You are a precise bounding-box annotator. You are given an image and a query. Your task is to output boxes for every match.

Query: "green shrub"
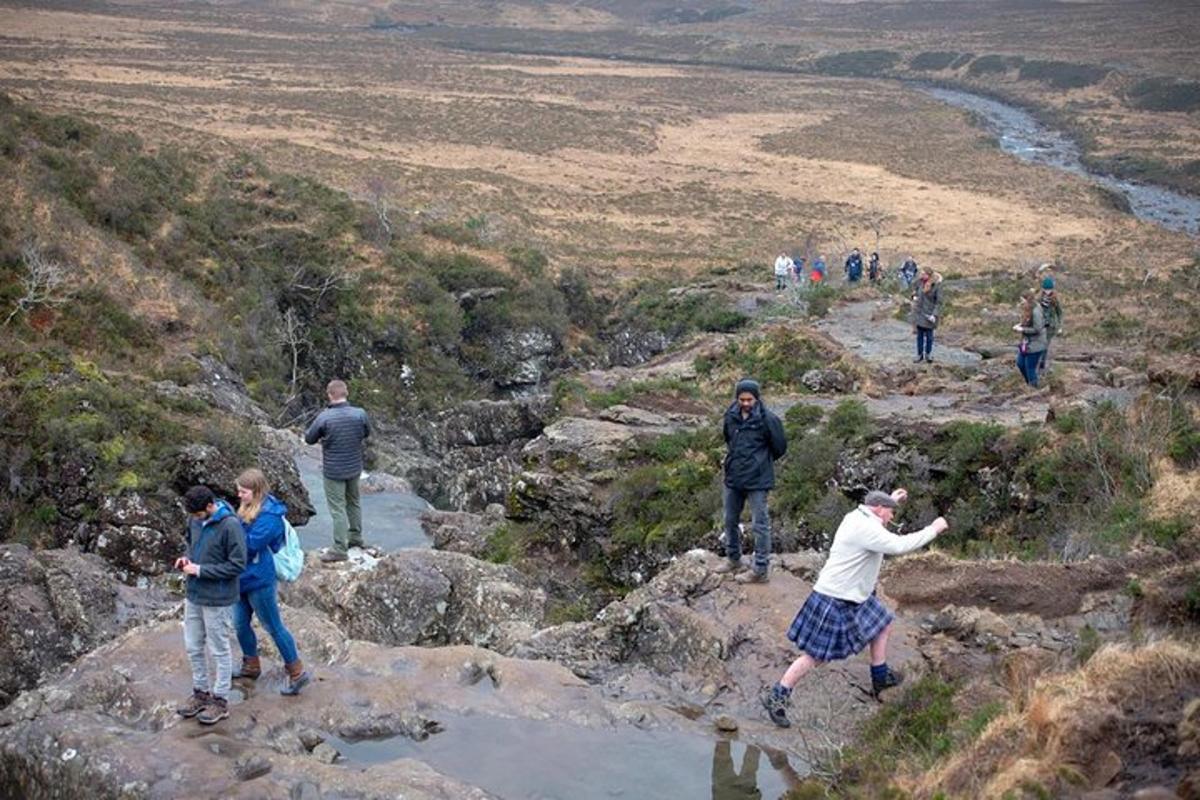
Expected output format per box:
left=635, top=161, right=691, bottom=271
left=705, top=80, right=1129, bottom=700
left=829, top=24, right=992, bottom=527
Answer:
left=910, top=52, right=961, bottom=71
left=1017, top=60, right=1109, bottom=89
left=811, top=50, right=901, bottom=78
left=703, top=328, right=826, bottom=392
left=826, top=398, right=874, bottom=442
left=968, top=54, right=1023, bottom=76
left=1126, top=78, right=1200, bottom=112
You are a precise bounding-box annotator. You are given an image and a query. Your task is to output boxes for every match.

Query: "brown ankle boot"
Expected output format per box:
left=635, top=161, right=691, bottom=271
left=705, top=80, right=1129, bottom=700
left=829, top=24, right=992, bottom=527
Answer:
left=281, top=660, right=311, bottom=696
left=233, top=656, right=261, bottom=680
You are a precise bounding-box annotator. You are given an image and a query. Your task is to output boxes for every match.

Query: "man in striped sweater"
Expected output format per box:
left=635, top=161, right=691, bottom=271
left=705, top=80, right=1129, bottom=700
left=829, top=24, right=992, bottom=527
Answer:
left=761, top=489, right=949, bottom=727
left=305, top=379, right=372, bottom=563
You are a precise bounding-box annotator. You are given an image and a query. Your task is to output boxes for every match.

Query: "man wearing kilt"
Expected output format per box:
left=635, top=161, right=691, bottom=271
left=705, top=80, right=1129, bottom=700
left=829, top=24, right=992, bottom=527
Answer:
left=761, top=489, right=949, bottom=728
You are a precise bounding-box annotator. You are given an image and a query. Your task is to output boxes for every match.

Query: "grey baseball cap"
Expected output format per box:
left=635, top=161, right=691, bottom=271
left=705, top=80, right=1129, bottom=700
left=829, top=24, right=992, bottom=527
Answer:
left=863, top=490, right=899, bottom=509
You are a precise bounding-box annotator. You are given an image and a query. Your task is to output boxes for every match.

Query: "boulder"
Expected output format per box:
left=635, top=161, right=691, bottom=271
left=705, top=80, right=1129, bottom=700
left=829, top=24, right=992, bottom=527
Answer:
left=492, top=328, right=557, bottom=388
left=603, top=328, right=671, bottom=368
left=280, top=550, right=546, bottom=653
left=421, top=508, right=503, bottom=557
left=171, top=440, right=314, bottom=525
left=801, top=368, right=854, bottom=394
left=0, top=544, right=172, bottom=707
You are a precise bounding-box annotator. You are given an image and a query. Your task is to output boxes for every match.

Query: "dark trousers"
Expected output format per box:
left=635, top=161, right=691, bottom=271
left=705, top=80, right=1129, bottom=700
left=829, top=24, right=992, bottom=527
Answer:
left=723, top=486, right=770, bottom=574
left=916, top=327, right=934, bottom=358
left=1017, top=350, right=1042, bottom=386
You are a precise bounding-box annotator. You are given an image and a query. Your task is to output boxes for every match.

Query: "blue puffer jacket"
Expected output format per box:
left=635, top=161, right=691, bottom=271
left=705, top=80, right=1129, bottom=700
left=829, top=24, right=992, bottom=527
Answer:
left=238, top=495, right=288, bottom=594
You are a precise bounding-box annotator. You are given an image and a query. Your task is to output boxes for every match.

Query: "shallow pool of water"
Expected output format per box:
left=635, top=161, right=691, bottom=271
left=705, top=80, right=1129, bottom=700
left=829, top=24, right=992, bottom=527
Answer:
left=330, top=711, right=808, bottom=799
left=923, top=85, right=1200, bottom=236
left=295, top=456, right=432, bottom=553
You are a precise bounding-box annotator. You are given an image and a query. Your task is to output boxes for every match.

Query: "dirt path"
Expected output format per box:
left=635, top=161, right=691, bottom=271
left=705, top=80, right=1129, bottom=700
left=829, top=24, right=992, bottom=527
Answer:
left=816, top=296, right=983, bottom=369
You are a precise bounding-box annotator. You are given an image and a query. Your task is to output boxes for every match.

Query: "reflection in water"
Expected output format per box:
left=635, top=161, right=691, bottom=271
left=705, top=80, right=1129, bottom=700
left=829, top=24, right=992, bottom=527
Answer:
left=711, top=740, right=807, bottom=800
left=712, top=739, right=762, bottom=799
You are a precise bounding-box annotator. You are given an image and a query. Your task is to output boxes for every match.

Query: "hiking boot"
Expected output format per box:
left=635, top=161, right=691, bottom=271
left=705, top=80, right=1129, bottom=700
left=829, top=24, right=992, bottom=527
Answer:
left=280, top=660, right=311, bottom=696
left=760, top=687, right=791, bottom=728
left=177, top=689, right=211, bottom=718
left=912, top=355, right=924, bottom=363
left=713, top=558, right=746, bottom=575
left=197, top=695, right=229, bottom=725
left=872, top=667, right=904, bottom=697
left=233, top=656, right=261, bottom=681
left=319, top=549, right=348, bottom=564
left=924, top=355, right=934, bottom=364
left=736, top=570, right=769, bottom=585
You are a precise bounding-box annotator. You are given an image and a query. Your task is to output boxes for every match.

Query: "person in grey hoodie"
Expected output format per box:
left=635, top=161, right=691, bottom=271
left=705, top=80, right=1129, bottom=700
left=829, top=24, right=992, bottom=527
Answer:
left=176, top=485, right=247, bottom=726
left=910, top=266, right=943, bottom=363
left=1014, top=290, right=1048, bottom=388
left=305, top=379, right=372, bottom=563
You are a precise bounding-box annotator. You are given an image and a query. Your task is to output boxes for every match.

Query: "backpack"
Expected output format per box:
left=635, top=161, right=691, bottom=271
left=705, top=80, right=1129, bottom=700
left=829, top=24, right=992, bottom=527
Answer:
left=274, top=518, right=305, bottom=583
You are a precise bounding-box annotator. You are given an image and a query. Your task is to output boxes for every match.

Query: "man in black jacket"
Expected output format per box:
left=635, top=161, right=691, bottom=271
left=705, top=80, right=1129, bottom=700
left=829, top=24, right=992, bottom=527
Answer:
left=716, top=379, right=788, bottom=584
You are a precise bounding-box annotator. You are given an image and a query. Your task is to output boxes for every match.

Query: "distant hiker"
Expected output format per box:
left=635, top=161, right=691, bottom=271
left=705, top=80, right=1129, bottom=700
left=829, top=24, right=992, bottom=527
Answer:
left=774, top=252, right=794, bottom=291
left=1038, top=276, right=1063, bottom=374
left=868, top=252, right=881, bottom=284
left=231, top=468, right=311, bottom=696
left=791, top=256, right=806, bottom=287
left=1014, top=290, right=1048, bottom=388
left=760, top=489, right=949, bottom=727
left=811, top=254, right=827, bottom=284
left=910, top=265, right=943, bottom=363
left=305, top=379, right=372, bottom=563
left=715, top=379, right=788, bottom=584
left=899, top=256, right=919, bottom=289
left=176, top=485, right=247, bottom=726
left=845, top=249, right=864, bottom=283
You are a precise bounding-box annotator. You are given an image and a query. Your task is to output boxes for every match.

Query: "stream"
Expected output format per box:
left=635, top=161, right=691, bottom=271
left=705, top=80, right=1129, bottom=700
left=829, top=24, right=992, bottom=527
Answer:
left=922, top=86, right=1200, bottom=236
left=295, top=456, right=432, bottom=552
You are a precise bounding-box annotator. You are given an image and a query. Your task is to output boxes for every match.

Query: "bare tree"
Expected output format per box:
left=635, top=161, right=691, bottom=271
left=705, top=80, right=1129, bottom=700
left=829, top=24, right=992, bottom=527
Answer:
left=5, top=245, right=73, bottom=325
left=362, top=176, right=396, bottom=247
left=863, top=207, right=895, bottom=258
left=287, top=263, right=352, bottom=306
left=277, top=306, right=306, bottom=407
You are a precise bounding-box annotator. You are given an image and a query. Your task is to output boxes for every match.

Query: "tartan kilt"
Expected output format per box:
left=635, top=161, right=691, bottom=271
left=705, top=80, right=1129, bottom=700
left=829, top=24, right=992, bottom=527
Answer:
left=786, top=590, right=894, bottom=662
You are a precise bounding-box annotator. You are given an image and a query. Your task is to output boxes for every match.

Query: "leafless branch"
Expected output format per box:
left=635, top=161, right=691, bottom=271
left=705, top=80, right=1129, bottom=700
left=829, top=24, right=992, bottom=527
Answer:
left=5, top=245, right=74, bottom=325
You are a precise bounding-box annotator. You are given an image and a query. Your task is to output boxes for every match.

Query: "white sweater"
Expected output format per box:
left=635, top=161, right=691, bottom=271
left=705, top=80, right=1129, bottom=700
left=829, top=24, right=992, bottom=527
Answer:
left=774, top=255, right=793, bottom=276
left=812, top=506, right=939, bottom=603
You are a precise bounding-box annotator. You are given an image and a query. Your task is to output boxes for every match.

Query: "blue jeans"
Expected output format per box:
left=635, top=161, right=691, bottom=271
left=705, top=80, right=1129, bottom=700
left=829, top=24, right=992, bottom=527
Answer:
left=916, top=327, right=934, bottom=358
left=1017, top=350, right=1042, bottom=386
left=235, top=584, right=299, bottom=665
left=723, top=486, right=771, bottom=574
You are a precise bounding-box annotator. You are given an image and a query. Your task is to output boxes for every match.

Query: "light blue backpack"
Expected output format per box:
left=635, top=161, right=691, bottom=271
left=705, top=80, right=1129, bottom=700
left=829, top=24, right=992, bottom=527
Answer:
left=274, top=518, right=305, bottom=583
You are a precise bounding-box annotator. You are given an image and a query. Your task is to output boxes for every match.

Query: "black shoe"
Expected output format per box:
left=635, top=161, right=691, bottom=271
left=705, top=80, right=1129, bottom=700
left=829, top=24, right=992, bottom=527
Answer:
left=872, top=668, right=904, bottom=697
left=760, top=687, right=791, bottom=728
left=913, top=356, right=924, bottom=363
left=924, top=355, right=933, bottom=363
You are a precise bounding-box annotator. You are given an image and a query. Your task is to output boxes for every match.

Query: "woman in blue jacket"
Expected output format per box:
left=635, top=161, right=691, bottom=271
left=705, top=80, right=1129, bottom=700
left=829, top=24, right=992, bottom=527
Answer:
left=233, top=468, right=310, bottom=695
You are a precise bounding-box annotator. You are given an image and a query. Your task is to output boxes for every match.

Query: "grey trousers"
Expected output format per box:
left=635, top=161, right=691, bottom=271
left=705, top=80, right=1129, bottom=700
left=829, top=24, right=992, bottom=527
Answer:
left=184, top=600, right=234, bottom=698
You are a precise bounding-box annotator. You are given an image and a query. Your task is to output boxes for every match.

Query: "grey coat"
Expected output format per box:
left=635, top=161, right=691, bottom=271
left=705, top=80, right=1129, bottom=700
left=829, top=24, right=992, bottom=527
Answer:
left=1017, top=304, right=1048, bottom=354
left=910, top=276, right=943, bottom=330
left=305, top=402, right=371, bottom=480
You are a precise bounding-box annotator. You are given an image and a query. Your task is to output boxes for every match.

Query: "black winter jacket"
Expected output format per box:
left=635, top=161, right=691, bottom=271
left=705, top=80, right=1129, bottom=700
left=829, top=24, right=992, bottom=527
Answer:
left=722, top=402, right=788, bottom=491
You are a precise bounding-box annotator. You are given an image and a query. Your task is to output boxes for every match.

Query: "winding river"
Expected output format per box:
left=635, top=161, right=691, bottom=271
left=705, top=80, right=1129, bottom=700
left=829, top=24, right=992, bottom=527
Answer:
left=923, top=86, right=1200, bottom=236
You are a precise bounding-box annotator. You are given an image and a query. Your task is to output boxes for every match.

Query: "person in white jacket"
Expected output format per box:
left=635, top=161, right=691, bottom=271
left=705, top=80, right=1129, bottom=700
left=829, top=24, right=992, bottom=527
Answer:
left=760, top=489, right=948, bottom=728
left=773, top=253, right=794, bottom=291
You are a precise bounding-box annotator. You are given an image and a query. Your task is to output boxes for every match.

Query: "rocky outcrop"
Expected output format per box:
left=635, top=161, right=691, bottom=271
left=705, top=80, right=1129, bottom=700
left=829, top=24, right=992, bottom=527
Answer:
left=171, top=440, right=314, bottom=525
left=0, top=544, right=172, bottom=707
left=403, top=397, right=552, bottom=511
left=421, top=505, right=506, bottom=557
left=280, top=549, right=546, bottom=652
left=492, top=328, right=557, bottom=388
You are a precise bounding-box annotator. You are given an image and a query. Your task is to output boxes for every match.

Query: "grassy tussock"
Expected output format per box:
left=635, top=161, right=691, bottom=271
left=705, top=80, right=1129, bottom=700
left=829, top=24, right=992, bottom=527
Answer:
left=909, top=640, right=1200, bottom=799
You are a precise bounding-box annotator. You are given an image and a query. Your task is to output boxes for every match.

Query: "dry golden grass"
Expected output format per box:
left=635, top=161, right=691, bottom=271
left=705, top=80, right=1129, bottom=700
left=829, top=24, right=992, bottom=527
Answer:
left=1, top=2, right=1194, bottom=283
left=909, top=640, right=1200, bottom=799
